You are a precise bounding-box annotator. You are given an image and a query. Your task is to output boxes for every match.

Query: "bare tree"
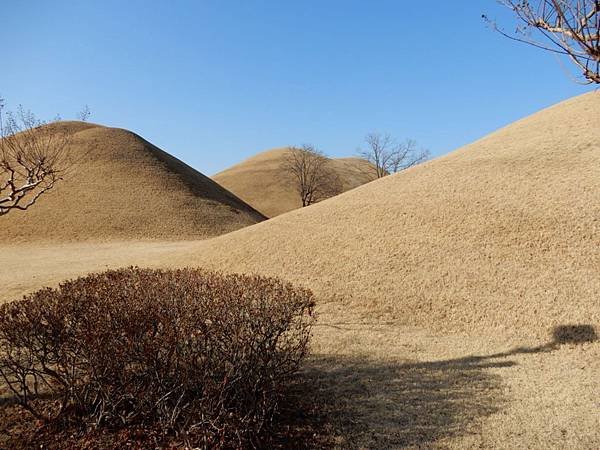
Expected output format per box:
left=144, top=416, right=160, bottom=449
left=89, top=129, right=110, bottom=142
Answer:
left=77, top=104, right=91, bottom=122
left=357, top=132, right=429, bottom=179
left=0, top=99, right=73, bottom=216
left=281, top=144, right=342, bottom=207
left=484, top=1, right=600, bottom=84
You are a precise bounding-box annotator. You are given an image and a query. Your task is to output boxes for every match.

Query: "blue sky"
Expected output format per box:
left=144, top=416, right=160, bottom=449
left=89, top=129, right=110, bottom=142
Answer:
left=2, top=1, right=595, bottom=175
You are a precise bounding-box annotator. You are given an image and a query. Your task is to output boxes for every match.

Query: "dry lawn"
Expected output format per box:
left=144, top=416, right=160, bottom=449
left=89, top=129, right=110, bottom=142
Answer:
left=213, top=148, right=377, bottom=217
left=1, top=92, right=599, bottom=448
left=0, top=242, right=598, bottom=449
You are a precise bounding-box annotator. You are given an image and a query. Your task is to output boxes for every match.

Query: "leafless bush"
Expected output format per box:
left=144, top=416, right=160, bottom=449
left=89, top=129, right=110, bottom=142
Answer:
left=358, top=132, right=429, bottom=178
left=0, top=267, right=316, bottom=448
left=0, top=99, right=73, bottom=215
left=281, top=145, right=342, bottom=207
left=484, top=1, right=600, bottom=84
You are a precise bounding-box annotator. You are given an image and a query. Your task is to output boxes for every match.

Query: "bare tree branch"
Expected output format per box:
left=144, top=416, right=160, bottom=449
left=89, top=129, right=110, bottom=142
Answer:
left=484, top=0, right=600, bottom=84
left=0, top=99, right=73, bottom=216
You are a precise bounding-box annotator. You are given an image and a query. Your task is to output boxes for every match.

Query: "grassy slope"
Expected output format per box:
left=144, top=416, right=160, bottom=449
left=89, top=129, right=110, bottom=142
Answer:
left=212, top=148, right=377, bottom=217
left=0, top=122, right=265, bottom=242
left=183, top=92, right=600, bottom=338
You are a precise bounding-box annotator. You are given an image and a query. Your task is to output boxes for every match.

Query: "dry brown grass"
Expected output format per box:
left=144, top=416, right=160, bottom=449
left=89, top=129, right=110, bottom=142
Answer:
left=192, top=91, right=600, bottom=339
left=1, top=92, right=599, bottom=448
left=212, top=148, right=377, bottom=217
left=0, top=122, right=265, bottom=243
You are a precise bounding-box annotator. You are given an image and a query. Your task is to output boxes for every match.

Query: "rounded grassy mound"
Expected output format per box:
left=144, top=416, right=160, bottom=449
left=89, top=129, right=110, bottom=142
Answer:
left=213, top=148, right=377, bottom=217
left=188, top=92, right=600, bottom=337
left=0, top=122, right=265, bottom=242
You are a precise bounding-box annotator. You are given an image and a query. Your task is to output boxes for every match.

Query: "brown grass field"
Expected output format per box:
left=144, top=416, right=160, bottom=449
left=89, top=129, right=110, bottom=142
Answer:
left=1, top=92, right=599, bottom=448
left=213, top=148, right=377, bottom=217
left=0, top=122, right=265, bottom=243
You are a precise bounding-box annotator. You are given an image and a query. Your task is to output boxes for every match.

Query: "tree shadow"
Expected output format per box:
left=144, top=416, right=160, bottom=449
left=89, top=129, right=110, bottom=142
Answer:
left=551, top=324, right=597, bottom=345
left=286, top=324, right=598, bottom=449
left=1, top=325, right=596, bottom=449
left=292, top=355, right=509, bottom=449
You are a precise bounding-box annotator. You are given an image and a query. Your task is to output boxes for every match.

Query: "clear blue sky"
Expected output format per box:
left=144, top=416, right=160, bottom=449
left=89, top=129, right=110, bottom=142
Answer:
left=2, top=1, right=595, bottom=175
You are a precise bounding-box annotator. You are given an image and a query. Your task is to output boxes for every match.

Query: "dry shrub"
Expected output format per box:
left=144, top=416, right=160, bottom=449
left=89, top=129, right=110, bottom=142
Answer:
left=0, top=267, right=315, bottom=448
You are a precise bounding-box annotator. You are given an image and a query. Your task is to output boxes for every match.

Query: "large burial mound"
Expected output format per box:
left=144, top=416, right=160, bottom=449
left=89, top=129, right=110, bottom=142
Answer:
left=212, top=148, right=377, bottom=217
left=0, top=122, right=265, bottom=242
left=185, top=92, right=600, bottom=337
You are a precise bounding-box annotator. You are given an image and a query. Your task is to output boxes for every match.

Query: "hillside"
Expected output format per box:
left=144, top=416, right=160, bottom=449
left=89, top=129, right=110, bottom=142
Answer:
left=184, top=92, right=600, bottom=337
left=0, top=122, right=265, bottom=242
left=212, top=148, right=376, bottom=217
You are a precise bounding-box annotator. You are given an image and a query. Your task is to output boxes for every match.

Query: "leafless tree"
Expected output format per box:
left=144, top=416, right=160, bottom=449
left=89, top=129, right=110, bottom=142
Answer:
left=281, top=144, right=342, bottom=207
left=484, top=1, right=600, bottom=84
left=357, top=132, right=429, bottom=178
left=77, top=104, right=91, bottom=122
left=0, top=99, right=73, bottom=216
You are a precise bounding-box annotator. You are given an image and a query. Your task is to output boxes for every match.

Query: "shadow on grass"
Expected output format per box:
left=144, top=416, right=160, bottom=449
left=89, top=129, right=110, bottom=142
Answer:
left=286, top=324, right=598, bottom=449
left=291, top=354, right=508, bottom=449
left=1, top=325, right=596, bottom=449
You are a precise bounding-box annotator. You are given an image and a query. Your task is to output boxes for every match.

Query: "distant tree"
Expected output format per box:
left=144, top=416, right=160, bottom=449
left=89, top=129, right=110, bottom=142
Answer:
left=357, top=132, right=429, bottom=179
left=77, top=105, right=91, bottom=122
left=281, top=144, right=341, bottom=207
left=0, top=98, right=73, bottom=216
left=484, top=1, right=600, bottom=84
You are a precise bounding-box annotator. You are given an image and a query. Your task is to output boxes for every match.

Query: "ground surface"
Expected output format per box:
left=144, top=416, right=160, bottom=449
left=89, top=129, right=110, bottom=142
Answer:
left=1, top=92, right=599, bottom=448
left=213, top=148, right=377, bottom=217
left=1, top=241, right=598, bottom=449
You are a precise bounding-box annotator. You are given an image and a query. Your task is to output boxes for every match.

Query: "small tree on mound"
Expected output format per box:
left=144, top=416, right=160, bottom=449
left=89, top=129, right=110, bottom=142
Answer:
left=357, top=132, right=429, bottom=178
left=484, top=1, right=600, bottom=84
left=0, top=98, right=73, bottom=216
left=77, top=104, right=91, bottom=122
left=281, top=144, right=342, bottom=207
left=0, top=267, right=315, bottom=448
